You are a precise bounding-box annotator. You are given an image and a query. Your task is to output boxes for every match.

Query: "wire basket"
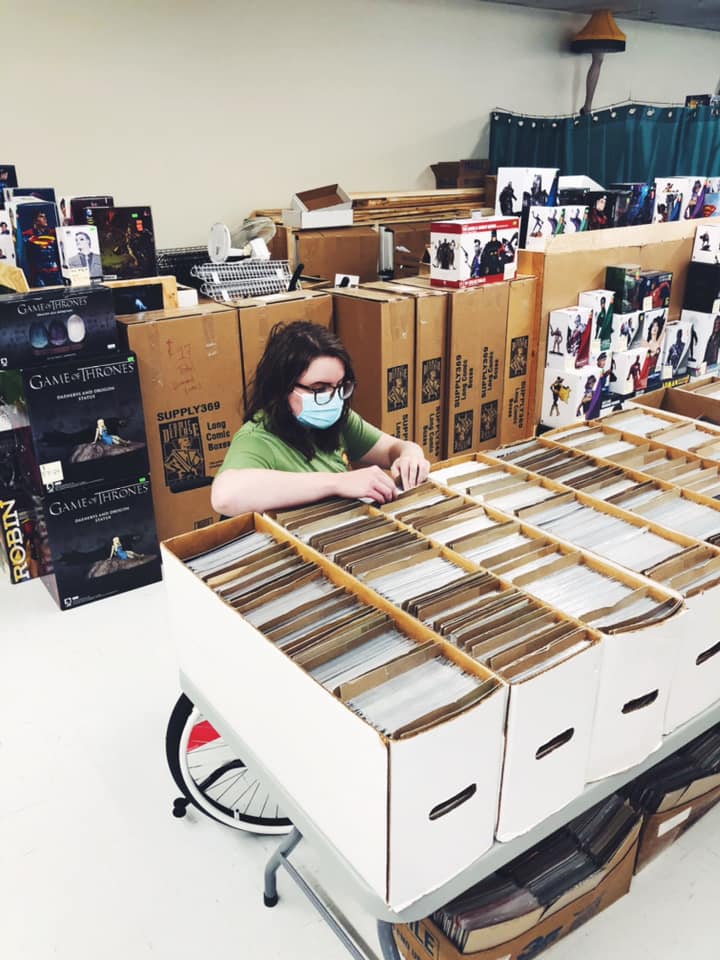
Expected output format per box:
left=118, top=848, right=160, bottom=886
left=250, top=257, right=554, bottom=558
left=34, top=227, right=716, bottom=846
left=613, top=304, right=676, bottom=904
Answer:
left=191, top=259, right=294, bottom=303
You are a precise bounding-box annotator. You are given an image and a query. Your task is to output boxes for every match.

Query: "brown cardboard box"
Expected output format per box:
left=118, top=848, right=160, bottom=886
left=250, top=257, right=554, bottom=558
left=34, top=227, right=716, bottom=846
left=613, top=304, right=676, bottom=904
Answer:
left=635, top=384, right=720, bottom=427
left=393, top=818, right=640, bottom=960
left=384, top=221, right=431, bottom=280
left=501, top=276, right=537, bottom=446
left=634, top=777, right=720, bottom=872
left=236, top=291, right=333, bottom=397
left=332, top=287, right=415, bottom=440
left=445, top=283, right=510, bottom=456
left=118, top=303, right=244, bottom=540
left=284, top=226, right=379, bottom=282
left=364, top=280, right=448, bottom=462
left=518, top=218, right=699, bottom=433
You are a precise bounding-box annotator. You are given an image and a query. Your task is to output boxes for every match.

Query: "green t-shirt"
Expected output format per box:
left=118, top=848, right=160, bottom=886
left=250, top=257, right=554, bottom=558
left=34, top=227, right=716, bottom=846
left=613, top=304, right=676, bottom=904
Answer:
left=218, top=410, right=382, bottom=475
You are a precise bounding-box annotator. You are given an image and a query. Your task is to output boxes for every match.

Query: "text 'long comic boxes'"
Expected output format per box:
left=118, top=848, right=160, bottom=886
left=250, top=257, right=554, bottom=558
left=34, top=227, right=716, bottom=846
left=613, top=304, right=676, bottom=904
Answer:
left=430, top=218, right=519, bottom=290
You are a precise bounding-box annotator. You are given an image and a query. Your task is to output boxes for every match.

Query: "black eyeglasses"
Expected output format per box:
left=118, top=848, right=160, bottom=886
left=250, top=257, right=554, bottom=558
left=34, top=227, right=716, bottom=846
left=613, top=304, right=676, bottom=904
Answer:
left=293, top=380, right=355, bottom=405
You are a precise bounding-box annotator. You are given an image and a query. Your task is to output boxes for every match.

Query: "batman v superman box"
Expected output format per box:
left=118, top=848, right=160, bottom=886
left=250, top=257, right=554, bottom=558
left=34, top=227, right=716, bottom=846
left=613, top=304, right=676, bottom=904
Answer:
left=22, top=352, right=150, bottom=487
left=38, top=475, right=162, bottom=610
left=0, top=284, right=118, bottom=370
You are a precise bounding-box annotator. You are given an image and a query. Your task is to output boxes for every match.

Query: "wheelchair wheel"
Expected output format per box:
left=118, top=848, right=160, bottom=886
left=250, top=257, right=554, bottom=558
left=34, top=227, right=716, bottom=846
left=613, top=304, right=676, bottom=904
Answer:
left=165, top=693, right=292, bottom=835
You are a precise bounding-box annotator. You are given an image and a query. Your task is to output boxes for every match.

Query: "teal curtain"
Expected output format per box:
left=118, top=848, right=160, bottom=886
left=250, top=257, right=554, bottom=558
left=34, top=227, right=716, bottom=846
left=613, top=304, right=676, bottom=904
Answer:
left=489, top=104, right=720, bottom=184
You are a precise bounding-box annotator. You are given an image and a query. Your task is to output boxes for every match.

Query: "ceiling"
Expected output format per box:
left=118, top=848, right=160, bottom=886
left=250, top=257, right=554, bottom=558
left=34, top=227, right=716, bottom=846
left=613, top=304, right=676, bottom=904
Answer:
left=482, top=0, right=720, bottom=31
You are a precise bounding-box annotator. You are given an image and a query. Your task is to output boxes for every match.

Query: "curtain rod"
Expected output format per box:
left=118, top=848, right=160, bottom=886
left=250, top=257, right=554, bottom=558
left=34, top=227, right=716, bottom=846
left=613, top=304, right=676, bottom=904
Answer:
left=492, top=98, right=702, bottom=120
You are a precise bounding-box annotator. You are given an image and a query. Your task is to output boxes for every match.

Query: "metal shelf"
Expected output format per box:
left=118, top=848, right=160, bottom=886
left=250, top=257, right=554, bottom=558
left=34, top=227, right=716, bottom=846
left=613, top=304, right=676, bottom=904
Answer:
left=181, top=670, right=720, bottom=925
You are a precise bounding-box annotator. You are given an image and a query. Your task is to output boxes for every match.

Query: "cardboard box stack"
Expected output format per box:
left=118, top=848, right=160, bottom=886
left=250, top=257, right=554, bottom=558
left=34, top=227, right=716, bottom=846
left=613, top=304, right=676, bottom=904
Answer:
left=393, top=796, right=641, bottom=960
left=118, top=301, right=245, bottom=541
left=625, top=724, right=720, bottom=872
left=0, top=285, right=162, bottom=608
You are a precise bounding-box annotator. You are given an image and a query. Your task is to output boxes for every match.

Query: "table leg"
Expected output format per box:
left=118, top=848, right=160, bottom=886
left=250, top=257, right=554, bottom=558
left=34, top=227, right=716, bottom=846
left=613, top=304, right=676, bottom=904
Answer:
left=264, top=826, right=303, bottom=906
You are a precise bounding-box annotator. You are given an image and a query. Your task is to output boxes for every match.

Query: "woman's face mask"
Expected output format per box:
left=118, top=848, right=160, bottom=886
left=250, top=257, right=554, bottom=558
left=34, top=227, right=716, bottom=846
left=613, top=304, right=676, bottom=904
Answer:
left=292, top=388, right=344, bottom=429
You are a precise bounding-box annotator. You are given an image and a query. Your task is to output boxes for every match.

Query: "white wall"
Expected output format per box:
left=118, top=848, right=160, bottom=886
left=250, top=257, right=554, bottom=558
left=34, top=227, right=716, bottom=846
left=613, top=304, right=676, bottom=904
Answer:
left=6, top=0, right=720, bottom=246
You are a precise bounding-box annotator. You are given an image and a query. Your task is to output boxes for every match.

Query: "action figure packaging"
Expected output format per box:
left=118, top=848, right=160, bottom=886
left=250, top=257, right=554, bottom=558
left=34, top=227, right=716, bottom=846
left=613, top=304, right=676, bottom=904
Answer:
left=653, top=177, right=706, bottom=222
left=0, top=163, right=18, bottom=202
left=683, top=261, right=720, bottom=313
left=605, top=264, right=643, bottom=314
left=494, top=167, right=558, bottom=245
left=56, top=225, right=103, bottom=284
left=0, top=285, right=118, bottom=371
left=557, top=190, right=617, bottom=230
left=609, top=349, right=643, bottom=399
left=92, top=205, right=157, bottom=280
left=21, top=353, right=149, bottom=488
left=430, top=217, right=519, bottom=289
left=545, top=306, right=596, bottom=370
left=0, top=232, right=16, bottom=264
left=36, top=475, right=162, bottom=610
left=578, top=289, right=616, bottom=350
left=692, top=221, right=720, bottom=263
left=608, top=182, right=655, bottom=225
left=524, top=205, right=588, bottom=251
left=0, top=425, right=49, bottom=585
left=610, top=310, right=644, bottom=354
left=12, top=200, right=61, bottom=288
left=59, top=195, right=114, bottom=227
left=638, top=270, right=672, bottom=311
left=634, top=308, right=667, bottom=392
left=118, top=302, right=245, bottom=540
left=660, top=320, right=692, bottom=380
left=680, top=309, right=720, bottom=375
left=540, top=362, right=604, bottom=429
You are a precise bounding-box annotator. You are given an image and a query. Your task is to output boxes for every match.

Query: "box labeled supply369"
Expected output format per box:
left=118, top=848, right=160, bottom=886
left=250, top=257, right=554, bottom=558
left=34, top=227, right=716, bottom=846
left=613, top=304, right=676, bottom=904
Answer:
left=38, top=475, right=162, bottom=610
left=0, top=285, right=118, bottom=370
left=118, top=303, right=245, bottom=540
left=431, top=218, right=519, bottom=289
left=332, top=287, right=415, bottom=441
left=21, top=353, right=149, bottom=488
left=446, top=283, right=509, bottom=454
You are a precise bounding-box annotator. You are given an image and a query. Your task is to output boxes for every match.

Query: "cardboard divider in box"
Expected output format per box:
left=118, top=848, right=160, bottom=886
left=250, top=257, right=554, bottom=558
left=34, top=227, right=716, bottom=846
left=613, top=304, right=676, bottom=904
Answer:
left=480, top=437, right=720, bottom=550
left=541, top=421, right=720, bottom=496
left=270, top=494, right=603, bottom=842
left=636, top=383, right=720, bottom=427
left=643, top=546, right=720, bottom=733
left=634, top=775, right=720, bottom=873
left=331, top=287, right=415, bottom=441
left=517, top=218, right=698, bottom=432
left=424, top=455, right=687, bottom=782
left=597, top=405, right=720, bottom=459
left=162, top=512, right=508, bottom=910
left=117, top=302, right=245, bottom=540
left=393, top=816, right=642, bottom=960
left=235, top=291, right=333, bottom=401
left=362, top=280, right=448, bottom=462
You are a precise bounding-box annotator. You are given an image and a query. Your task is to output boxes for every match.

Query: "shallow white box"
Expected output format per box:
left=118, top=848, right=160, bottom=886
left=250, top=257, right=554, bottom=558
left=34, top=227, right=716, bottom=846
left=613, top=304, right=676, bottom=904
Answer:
left=162, top=515, right=508, bottom=910
left=282, top=184, right=353, bottom=229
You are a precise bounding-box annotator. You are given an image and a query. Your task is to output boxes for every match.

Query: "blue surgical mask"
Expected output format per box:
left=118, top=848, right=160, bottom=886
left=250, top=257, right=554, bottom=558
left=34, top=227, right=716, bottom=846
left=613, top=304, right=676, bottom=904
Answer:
left=293, top=389, right=344, bottom=429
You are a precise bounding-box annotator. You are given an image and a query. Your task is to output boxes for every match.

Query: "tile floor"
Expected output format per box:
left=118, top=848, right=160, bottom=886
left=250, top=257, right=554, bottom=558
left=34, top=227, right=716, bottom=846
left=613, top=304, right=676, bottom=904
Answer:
left=1, top=575, right=718, bottom=960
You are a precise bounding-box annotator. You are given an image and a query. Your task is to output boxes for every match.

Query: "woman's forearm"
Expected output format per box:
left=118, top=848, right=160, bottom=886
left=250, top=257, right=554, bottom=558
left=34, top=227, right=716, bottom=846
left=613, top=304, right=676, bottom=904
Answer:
left=210, top=468, right=341, bottom=516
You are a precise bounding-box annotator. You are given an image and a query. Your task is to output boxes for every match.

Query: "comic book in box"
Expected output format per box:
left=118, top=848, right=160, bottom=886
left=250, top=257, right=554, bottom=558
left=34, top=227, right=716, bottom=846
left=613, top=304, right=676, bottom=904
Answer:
left=0, top=285, right=118, bottom=370
left=22, top=353, right=149, bottom=488
left=38, top=475, right=161, bottom=610
left=430, top=218, right=519, bottom=289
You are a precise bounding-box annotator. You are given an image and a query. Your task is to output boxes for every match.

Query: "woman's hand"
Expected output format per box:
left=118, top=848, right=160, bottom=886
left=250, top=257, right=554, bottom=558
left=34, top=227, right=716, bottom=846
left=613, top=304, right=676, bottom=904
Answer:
left=390, top=451, right=431, bottom=491
left=334, top=466, right=398, bottom=503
